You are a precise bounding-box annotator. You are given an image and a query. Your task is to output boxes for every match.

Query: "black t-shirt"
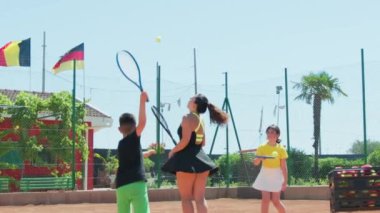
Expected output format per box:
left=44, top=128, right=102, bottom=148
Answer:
left=116, top=130, right=146, bottom=188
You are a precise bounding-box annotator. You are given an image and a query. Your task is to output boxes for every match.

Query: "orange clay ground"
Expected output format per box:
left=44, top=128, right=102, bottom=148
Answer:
left=0, top=198, right=375, bottom=213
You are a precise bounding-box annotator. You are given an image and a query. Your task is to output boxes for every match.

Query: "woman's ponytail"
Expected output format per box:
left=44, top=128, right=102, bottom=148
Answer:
left=207, top=103, right=228, bottom=125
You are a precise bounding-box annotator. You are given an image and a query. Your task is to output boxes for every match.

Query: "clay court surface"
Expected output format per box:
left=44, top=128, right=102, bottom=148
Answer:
left=0, top=198, right=373, bottom=213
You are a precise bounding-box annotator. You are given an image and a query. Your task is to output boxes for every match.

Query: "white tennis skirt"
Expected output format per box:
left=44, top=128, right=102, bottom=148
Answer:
left=252, top=167, right=284, bottom=192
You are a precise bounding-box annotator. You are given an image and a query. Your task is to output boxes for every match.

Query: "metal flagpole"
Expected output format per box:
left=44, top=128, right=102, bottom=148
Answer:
left=193, top=48, right=198, bottom=94
left=156, top=62, right=162, bottom=188
left=284, top=68, right=291, bottom=185
left=361, top=49, right=368, bottom=163
left=71, top=59, right=77, bottom=189
left=42, top=31, right=46, bottom=92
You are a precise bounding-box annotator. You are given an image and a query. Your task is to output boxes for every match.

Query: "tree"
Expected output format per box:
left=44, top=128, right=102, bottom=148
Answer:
left=288, top=148, right=313, bottom=181
left=348, top=140, right=380, bottom=155
left=368, top=149, right=380, bottom=166
left=293, top=71, right=347, bottom=180
left=41, top=92, right=88, bottom=164
left=0, top=91, right=87, bottom=179
left=0, top=94, right=14, bottom=160
left=10, top=92, right=46, bottom=167
left=0, top=93, right=12, bottom=123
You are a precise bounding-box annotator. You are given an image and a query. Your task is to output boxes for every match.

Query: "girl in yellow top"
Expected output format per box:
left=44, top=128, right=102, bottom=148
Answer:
left=253, top=125, right=288, bottom=213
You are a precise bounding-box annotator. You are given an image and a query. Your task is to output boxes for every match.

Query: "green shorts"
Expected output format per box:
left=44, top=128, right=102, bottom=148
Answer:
left=116, top=181, right=150, bottom=213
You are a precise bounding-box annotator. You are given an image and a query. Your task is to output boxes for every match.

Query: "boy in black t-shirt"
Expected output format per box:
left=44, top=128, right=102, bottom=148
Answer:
left=116, top=91, right=155, bottom=213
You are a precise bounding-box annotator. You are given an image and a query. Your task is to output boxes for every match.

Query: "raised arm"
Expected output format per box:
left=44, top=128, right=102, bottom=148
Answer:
left=136, top=91, right=148, bottom=136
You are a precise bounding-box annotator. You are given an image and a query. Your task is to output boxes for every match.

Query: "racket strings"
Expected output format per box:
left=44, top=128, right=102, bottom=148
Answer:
left=116, top=50, right=143, bottom=91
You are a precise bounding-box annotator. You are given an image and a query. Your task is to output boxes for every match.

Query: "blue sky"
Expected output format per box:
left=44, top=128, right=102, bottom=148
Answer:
left=1, top=0, right=380, bottom=154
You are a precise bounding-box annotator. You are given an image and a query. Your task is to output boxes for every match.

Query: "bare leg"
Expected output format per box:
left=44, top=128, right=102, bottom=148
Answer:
left=272, top=192, right=286, bottom=213
left=193, top=171, right=209, bottom=213
left=177, top=172, right=197, bottom=213
left=261, top=191, right=271, bottom=213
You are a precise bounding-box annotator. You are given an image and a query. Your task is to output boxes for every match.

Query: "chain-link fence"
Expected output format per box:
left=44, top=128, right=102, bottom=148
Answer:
left=1, top=58, right=380, bottom=192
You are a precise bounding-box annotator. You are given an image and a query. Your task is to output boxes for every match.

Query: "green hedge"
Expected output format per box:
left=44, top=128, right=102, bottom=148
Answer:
left=214, top=153, right=260, bottom=185
left=319, top=158, right=365, bottom=178
left=369, top=149, right=380, bottom=166
left=288, top=148, right=313, bottom=180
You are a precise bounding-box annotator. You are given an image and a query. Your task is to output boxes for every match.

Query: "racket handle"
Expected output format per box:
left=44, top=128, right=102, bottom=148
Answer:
left=140, top=89, right=149, bottom=102
left=140, top=88, right=149, bottom=102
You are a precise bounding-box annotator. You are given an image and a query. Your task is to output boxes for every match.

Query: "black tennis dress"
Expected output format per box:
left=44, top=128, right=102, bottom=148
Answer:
left=161, top=114, right=218, bottom=175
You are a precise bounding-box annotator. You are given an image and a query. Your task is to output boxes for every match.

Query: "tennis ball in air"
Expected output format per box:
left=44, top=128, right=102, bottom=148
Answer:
left=155, top=36, right=162, bottom=43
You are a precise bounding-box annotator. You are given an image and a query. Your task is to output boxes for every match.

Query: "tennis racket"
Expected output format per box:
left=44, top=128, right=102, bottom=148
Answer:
left=241, top=149, right=276, bottom=159
left=116, top=50, right=148, bottom=101
left=255, top=155, right=276, bottom=159
left=151, top=106, right=177, bottom=145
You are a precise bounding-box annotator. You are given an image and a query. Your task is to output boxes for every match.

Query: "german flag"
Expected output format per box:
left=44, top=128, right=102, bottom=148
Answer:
left=52, top=43, right=84, bottom=74
left=0, top=38, right=31, bottom=67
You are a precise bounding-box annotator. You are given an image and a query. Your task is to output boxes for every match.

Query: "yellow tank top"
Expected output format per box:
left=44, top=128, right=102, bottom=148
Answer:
left=192, top=113, right=204, bottom=145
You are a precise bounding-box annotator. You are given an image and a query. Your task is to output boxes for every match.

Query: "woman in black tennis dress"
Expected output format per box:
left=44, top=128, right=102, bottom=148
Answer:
left=162, top=94, right=228, bottom=213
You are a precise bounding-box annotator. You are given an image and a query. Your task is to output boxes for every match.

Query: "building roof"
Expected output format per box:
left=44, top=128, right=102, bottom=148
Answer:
left=0, top=89, right=111, bottom=119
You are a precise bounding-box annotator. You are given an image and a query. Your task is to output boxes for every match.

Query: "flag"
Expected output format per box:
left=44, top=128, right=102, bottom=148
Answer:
left=0, top=38, right=31, bottom=67
left=52, top=43, right=84, bottom=74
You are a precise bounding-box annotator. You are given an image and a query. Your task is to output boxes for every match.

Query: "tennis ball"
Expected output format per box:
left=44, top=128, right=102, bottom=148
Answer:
left=272, top=151, right=279, bottom=158
left=155, top=36, right=162, bottom=43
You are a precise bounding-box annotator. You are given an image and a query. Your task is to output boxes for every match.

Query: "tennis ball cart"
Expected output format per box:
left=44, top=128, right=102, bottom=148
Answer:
left=329, top=166, right=380, bottom=212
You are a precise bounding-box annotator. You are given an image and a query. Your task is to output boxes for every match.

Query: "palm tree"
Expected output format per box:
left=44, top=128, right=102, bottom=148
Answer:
left=293, top=71, right=347, bottom=180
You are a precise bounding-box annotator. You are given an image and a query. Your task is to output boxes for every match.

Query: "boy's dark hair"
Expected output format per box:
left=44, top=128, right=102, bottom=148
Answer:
left=119, top=113, right=136, bottom=126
